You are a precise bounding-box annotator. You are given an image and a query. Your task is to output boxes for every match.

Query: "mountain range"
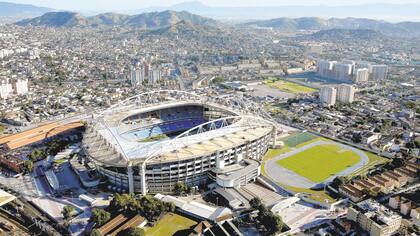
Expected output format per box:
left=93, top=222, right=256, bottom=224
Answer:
left=15, top=11, right=420, bottom=38
left=240, top=17, right=420, bottom=38
left=15, top=11, right=220, bottom=29
left=134, top=1, right=420, bottom=22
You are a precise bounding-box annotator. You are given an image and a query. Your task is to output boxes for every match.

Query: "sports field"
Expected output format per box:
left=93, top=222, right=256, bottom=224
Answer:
left=276, top=144, right=360, bottom=183
left=282, top=132, right=318, bottom=147
left=266, top=79, right=317, bottom=94
left=145, top=213, right=197, bottom=236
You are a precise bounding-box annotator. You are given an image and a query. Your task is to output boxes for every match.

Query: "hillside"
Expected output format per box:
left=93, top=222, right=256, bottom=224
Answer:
left=15, top=10, right=220, bottom=29
left=300, top=29, right=388, bottom=42
left=241, top=17, right=420, bottom=38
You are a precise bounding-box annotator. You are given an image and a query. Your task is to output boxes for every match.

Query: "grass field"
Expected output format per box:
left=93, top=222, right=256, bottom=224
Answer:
left=145, top=213, right=197, bottom=236
left=265, top=79, right=317, bottom=94
left=276, top=144, right=360, bottom=183
left=281, top=132, right=318, bottom=147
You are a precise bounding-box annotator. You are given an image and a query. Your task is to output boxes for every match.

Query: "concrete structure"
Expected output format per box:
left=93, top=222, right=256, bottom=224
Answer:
left=354, top=68, right=369, bottom=83
left=130, top=68, right=145, bottom=87
left=319, top=86, right=337, bottom=106
left=209, top=159, right=260, bottom=188
left=337, top=84, right=355, bottom=104
left=348, top=199, right=401, bottom=236
left=148, top=69, right=161, bottom=84
left=83, top=90, right=276, bottom=195
left=154, top=194, right=233, bottom=223
left=0, top=78, right=13, bottom=99
left=334, top=63, right=353, bottom=81
left=369, top=65, right=388, bottom=81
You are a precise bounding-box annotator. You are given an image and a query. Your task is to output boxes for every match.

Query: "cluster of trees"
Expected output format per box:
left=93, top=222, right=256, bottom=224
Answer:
left=27, top=139, right=70, bottom=162
left=46, top=139, right=69, bottom=156
left=22, top=160, right=34, bottom=173
left=108, top=194, right=175, bottom=222
left=28, top=149, right=48, bottom=161
left=173, top=182, right=191, bottom=196
left=250, top=197, right=284, bottom=235
left=90, top=208, right=111, bottom=227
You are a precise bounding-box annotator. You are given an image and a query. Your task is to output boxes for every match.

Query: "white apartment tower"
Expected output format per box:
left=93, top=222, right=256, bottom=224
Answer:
left=148, top=69, right=161, bottom=85
left=369, top=65, right=388, bottom=81
left=353, top=68, right=369, bottom=83
left=0, top=79, right=13, bottom=99
left=12, top=79, right=29, bottom=95
left=337, top=84, right=355, bottom=104
left=317, top=60, right=335, bottom=77
left=130, top=68, right=145, bottom=87
left=334, top=63, right=353, bottom=81
left=320, top=86, right=337, bottom=106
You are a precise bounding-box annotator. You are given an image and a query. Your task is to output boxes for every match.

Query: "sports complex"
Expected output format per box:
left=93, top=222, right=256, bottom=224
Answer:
left=263, top=132, right=381, bottom=192
left=82, top=90, right=278, bottom=195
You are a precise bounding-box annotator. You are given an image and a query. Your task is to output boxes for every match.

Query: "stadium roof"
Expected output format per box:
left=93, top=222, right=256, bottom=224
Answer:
left=0, top=189, right=16, bottom=206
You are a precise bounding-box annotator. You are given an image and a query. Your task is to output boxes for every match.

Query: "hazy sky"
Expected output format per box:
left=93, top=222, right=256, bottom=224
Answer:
left=8, top=0, right=420, bottom=11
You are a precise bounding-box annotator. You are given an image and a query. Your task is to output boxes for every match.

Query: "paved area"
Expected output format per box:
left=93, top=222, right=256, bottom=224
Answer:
left=249, top=84, right=295, bottom=99
left=272, top=200, right=345, bottom=233
left=265, top=140, right=369, bottom=188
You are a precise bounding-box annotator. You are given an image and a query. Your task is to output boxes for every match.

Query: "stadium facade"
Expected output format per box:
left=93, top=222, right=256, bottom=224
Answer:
left=82, top=90, right=277, bottom=195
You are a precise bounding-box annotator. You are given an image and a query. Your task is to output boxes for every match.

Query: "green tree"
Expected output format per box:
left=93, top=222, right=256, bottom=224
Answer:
left=62, top=205, right=75, bottom=221
left=29, top=149, right=47, bottom=161
left=90, top=228, right=101, bottom=236
left=250, top=197, right=263, bottom=210
left=90, top=208, right=111, bottom=227
left=126, top=227, right=145, bottom=236
left=173, top=182, right=190, bottom=195
left=22, top=160, right=34, bottom=173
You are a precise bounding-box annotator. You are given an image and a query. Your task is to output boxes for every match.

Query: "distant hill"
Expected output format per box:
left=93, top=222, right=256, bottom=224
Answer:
left=240, top=17, right=420, bottom=38
left=300, top=29, right=388, bottom=42
left=133, top=1, right=420, bottom=22
left=0, top=1, right=52, bottom=17
left=15, top=10, right=220, bottom=29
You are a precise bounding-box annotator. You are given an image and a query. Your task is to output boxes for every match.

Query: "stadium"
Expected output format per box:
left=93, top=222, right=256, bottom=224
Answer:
left=82, top=90, right=277, bottom=195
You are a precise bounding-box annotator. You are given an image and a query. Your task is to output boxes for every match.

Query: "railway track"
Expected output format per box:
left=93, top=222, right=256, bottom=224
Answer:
left=0, top=208, right=30, bottom=235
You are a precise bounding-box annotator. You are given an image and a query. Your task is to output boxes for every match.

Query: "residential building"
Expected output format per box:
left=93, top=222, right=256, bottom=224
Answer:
left=320, top=86, right=337, bottom=106
left=369, top=65, right=388, bottom=81
left=354, top=68, right=369, bottom=83
left=337, top=84, right=355, bottom=103
left=348, top=199, right=402, bottom=236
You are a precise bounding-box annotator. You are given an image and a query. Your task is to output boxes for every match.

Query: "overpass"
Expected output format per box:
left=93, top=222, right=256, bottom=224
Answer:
left=0, top=121, right=84, bottom=150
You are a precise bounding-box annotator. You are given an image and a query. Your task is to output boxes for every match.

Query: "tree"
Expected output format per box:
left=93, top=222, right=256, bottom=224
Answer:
left=250, top=197, right=263, bottom=210
left=126, top=227, right=145, bottom=236
left=259, top=210, right=284, bottom=234
left=90, top=208, right=111, bottom=227
left=22, top=160, right=34, bottom=173
left=29, top=149, right=47, bottom=161
left=173, top=182, right=190, bottom=195
left=90, top=229, right=101, bottom=236
left=62, top=205, right=75, bottom=221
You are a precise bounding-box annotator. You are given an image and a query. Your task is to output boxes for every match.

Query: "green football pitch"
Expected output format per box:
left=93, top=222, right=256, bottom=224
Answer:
left=276, top=144, right=360, bottom=182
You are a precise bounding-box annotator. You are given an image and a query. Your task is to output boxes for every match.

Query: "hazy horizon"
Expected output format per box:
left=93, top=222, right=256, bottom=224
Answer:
left=5, top=0, right=420, bottom=12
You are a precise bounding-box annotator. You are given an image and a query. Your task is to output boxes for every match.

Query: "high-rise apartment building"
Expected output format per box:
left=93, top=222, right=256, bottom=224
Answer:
left=337, top=84, right=355, bottom=104
left=369, top=65, right=388, bottom=81
left=320, top=86, right=337, bottom=106
left=354, top=68, right=369, bottom=83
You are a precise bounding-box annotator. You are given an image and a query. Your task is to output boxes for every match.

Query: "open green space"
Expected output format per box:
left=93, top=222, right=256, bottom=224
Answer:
left=281, top=132, right=318, bottom=147
left=265, top=79, right=317, bottom=94
left=276, top=144, right=360, bottom=183
left=145, top=213, right=197, bottom=236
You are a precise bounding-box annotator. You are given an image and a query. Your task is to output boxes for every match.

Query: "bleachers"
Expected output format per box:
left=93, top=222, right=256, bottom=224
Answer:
left=123, top=117, right=207, bottom=141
